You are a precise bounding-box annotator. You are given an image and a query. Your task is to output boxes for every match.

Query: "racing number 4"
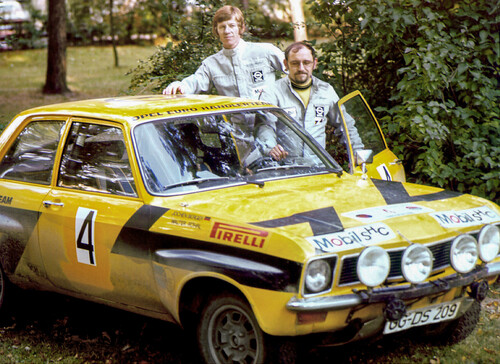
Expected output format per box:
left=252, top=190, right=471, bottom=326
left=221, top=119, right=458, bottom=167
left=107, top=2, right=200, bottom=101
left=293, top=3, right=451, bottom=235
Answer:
left=75, top=207, right=97, bottom=266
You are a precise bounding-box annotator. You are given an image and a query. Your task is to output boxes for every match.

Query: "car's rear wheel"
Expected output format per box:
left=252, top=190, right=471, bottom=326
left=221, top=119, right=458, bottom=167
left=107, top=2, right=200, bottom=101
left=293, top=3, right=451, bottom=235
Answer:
left=198, top=294, right=266, bottom=364
left=420, top=300, right=481, bottom=345
left=0, top=263, right=8, bottom=314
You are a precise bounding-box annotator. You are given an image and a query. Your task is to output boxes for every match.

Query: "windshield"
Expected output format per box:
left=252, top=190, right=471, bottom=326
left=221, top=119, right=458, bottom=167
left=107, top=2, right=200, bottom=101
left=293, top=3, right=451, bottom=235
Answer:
left=133, top=109, right=341, bottom=194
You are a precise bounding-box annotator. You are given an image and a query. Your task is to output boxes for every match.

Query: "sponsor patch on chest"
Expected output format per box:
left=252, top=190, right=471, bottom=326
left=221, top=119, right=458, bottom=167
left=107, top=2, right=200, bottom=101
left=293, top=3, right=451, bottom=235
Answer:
left=314, top=105, right=326, bottom=124
left=252, top=70, right=264, bottom=83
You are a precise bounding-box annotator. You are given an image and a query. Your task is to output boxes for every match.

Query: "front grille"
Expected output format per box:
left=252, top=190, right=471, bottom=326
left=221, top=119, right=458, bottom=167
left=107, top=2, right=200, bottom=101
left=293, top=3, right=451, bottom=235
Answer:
left=338, top=239, right=453, bottom=287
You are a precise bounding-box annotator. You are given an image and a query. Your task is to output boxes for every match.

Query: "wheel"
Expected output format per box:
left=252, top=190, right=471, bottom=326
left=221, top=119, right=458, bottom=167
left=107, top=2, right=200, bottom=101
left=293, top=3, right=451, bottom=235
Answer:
left=419, top=300, right=481, bottom=345
left=197, top=294, right=266, bottom=364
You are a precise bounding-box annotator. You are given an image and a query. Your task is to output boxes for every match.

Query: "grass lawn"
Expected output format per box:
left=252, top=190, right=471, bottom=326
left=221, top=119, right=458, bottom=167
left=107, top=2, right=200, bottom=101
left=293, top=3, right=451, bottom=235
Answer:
left=0, top=282, right=498, bottom=363
left=0, top=45, right=157, bottom=129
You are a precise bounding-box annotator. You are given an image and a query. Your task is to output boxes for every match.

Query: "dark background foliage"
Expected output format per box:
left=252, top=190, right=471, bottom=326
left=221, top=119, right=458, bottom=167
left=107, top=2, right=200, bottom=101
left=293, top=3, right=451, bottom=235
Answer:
left=310, top=0, right=499, bottom=202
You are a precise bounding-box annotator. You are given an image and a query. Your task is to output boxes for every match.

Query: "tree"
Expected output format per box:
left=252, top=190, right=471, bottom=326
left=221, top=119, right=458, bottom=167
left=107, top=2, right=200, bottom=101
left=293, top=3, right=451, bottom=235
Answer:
left=110, top=0, right=119, bottom=67
left=289, top=0, right=307, bottom=40
left=43, top=0, right=70, bottom=94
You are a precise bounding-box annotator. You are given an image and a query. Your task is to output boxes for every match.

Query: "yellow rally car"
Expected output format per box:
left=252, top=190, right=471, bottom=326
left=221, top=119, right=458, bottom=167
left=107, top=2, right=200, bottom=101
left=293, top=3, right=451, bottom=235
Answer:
left=0, top=93, right=498, bottom=364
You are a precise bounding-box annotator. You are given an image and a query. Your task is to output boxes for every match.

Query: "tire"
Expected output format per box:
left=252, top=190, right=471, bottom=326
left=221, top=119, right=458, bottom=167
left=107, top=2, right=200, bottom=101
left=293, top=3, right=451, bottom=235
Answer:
left=197, top=294, right=267, bottom=364
left=420, top=300, right=481, bottom=345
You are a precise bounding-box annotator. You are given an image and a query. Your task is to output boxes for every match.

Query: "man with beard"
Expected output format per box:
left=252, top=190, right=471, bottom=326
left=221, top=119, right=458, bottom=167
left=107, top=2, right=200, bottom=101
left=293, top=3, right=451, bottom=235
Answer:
left=257, top=41, right=363, bottom=161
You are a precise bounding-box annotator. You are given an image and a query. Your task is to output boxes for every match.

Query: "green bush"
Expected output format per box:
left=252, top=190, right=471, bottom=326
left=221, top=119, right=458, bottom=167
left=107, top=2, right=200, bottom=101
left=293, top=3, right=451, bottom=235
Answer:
left=310, top=0, right=499, bottom=202
left=128, top=0, right=230, bottom=93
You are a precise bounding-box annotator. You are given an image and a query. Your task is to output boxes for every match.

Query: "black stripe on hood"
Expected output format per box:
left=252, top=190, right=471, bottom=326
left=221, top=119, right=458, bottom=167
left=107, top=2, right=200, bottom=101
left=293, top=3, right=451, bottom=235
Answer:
left=372, top=179, right=461, bottom=205
left=251, top=206, right=344, bottom=235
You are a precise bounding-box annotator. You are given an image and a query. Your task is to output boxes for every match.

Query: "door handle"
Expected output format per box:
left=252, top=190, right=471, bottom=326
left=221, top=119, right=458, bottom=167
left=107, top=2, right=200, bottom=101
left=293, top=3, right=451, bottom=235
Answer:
left=43, top=200, right=64, bottom=208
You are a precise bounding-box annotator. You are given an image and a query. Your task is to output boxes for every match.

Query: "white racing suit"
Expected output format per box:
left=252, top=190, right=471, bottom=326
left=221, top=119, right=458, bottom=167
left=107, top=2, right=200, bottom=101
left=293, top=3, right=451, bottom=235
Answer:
left=177, top=39, right=285, bottom=99
left=257, top=75, right=364, bottom=157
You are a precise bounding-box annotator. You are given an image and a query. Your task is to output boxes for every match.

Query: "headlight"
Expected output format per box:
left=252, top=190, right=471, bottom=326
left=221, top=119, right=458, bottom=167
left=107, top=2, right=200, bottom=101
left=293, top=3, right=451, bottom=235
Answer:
left=401, top=244, right=433, bottom=284
left=356, top=246, right=390, bottom=287
left=450, top=234, right=478, bottom=273
left=478, top=225, right=500, bottom=263
left=304, top=259, right=332, bottom=294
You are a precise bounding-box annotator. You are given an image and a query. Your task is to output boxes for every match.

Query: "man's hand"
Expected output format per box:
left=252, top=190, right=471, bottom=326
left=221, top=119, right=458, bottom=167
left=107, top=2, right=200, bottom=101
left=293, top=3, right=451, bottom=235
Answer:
left=163, top=81, right=186, bottom=95
left=269, top=144, right=288, bottom=161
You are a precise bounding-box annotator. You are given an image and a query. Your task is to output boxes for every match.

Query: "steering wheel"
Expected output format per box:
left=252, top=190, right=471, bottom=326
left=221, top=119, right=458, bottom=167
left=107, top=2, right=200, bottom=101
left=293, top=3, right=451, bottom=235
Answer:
left=247, top=157, right=280, bottom=172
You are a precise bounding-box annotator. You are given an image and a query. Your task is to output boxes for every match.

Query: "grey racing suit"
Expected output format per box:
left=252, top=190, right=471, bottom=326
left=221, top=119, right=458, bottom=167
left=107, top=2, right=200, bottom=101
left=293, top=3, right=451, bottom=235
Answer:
left=178, top=39, right=285, bottom=99
left=257, top=75, right=364, bottom=156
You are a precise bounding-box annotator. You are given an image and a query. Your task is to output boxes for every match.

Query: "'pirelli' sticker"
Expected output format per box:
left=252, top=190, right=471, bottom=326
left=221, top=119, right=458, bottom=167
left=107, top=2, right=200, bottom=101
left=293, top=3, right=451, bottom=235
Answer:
left=431, top=206, right=500, bottom=228
left=210, top=222, right=268, bottom=249
left=306, top=223, right=396, bottom=252
left=342, top=203, right=434, bottom=223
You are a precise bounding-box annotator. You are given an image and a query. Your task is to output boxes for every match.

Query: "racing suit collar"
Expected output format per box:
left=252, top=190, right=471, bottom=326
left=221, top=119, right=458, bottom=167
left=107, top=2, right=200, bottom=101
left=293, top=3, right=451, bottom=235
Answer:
left=222, top=39, right=247, bottom=57
left=286, top=75, right=319, bottom=91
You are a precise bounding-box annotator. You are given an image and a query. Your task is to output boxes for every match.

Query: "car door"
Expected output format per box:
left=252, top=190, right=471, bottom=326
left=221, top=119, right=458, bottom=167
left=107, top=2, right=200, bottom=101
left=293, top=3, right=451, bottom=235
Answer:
left=329, top=90, right=405, bottom=182
left=0, top=118, right=66, bottom=282
left=37, top=119, right=163, bottom=311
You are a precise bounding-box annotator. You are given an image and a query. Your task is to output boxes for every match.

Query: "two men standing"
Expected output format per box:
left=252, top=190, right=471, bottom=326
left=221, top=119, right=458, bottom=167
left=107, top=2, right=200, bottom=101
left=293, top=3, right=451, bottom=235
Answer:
left=163, top=5, right=362, bottom=161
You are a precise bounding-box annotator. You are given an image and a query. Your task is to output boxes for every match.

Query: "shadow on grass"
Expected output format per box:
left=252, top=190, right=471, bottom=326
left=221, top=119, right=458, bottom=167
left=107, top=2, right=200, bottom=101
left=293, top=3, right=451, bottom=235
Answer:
left=3, top=286, right=493, bottom=363
left=2, top=289, right=199, bottom=363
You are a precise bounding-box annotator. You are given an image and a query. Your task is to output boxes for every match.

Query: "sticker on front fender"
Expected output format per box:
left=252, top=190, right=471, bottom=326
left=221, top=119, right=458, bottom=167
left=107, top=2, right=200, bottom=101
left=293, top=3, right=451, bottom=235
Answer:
left=384, top=299, right=461, bottom=334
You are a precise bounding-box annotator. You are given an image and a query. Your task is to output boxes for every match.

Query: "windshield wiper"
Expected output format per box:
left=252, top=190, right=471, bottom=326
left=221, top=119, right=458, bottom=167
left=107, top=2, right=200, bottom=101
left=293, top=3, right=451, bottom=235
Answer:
left=245, top=179, right=265, bottom=188
left=164, top=177, right=230, bottom=190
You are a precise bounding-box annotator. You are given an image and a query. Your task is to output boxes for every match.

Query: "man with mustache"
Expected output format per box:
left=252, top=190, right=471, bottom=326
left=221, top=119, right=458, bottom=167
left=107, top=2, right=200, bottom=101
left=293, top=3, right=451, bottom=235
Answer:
left=162, top=5, right=285, bottom=100
left=257, top=41, right=363, bottom=161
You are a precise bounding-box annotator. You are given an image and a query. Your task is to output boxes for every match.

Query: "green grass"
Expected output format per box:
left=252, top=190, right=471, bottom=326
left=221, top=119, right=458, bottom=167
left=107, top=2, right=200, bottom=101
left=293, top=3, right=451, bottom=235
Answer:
left=0, top=45, right=156, bottom=128
left=0, top=283, right=498, bottom=363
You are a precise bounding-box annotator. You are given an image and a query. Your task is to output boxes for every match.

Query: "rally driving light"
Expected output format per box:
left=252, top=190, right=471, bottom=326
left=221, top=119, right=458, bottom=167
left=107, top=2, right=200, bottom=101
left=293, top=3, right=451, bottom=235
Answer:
left=304, top=259, right=332, bottom=294
left=356, top=246, right=390, bottom=287
left=401, top=244, right=433, bottom=284
left=477, top=224, right=500, bottom=263
left=450, top=235, right=478, bottom=273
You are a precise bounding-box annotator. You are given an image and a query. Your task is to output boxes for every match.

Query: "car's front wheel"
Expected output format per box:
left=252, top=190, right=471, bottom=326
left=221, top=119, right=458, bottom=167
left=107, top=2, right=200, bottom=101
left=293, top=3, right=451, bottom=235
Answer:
left=198, top=294, right=266, bottom=364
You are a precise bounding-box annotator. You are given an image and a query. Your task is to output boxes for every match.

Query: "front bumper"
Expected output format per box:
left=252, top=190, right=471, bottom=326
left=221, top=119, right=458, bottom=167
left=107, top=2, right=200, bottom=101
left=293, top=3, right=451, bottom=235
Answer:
left=287, top=261, right=500, bottom=312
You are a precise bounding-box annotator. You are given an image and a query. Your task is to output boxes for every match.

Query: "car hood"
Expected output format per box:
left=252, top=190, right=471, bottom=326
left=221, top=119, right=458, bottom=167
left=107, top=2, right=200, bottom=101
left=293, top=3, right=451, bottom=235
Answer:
left=155, top=173, right=500, bottom=258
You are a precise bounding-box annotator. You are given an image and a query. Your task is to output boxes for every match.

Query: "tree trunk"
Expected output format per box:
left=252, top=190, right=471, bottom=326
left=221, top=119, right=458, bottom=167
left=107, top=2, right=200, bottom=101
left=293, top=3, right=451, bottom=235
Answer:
left=43, top=0, right=70, bottom=94
left=110, top=0, right=119, bottom=67
left=240, top=0, right=249, bottom=10
left=289, top=0, right=307, bottom=41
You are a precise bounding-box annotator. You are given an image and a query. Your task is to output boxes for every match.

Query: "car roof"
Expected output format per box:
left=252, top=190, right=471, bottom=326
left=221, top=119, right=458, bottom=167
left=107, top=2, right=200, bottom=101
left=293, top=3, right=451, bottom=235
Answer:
left=15, top=94, right=275, bottom=127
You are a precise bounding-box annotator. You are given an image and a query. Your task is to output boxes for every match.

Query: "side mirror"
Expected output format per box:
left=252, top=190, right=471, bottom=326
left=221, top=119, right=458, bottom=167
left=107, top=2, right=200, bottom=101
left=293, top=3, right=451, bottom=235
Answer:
left=355, top=149, right=373, bottom=166
left=355, top=149, right=373, bottom=176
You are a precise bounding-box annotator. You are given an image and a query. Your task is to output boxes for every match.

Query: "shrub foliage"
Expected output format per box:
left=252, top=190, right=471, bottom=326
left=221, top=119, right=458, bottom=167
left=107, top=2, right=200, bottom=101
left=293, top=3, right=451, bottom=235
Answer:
left=309, top=0, right=499, bottom=201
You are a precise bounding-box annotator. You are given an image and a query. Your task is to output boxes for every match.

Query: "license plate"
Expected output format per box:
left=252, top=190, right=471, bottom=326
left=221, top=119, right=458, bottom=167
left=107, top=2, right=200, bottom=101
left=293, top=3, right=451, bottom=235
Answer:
left=383, top=299, right=461, bottom=334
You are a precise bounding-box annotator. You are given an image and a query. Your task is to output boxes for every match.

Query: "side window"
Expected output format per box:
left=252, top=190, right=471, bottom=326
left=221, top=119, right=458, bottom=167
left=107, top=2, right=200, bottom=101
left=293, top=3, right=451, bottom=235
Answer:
left=340, top=95, right=386, bottom=154
left=58, top=122, right=137, bottom=197
left=325, top=124, right=350, bottom=171
left=0, top=121, right=65, bottom=184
